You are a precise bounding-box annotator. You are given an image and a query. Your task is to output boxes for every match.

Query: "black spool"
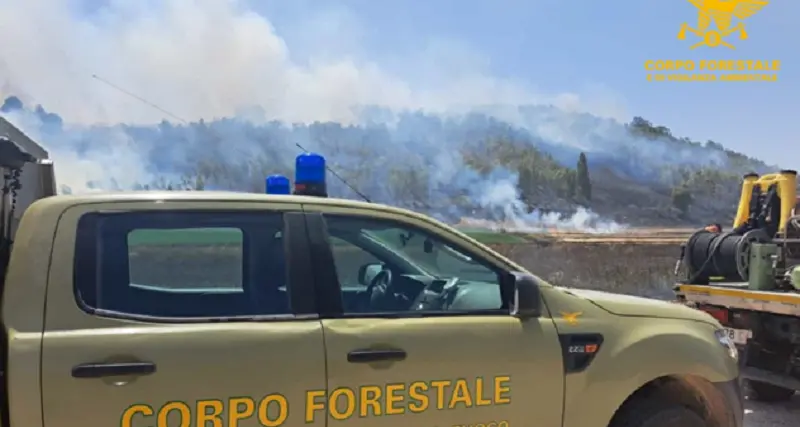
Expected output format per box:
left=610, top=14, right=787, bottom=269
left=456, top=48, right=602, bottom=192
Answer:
left=683, top=229, right=770, bottom=283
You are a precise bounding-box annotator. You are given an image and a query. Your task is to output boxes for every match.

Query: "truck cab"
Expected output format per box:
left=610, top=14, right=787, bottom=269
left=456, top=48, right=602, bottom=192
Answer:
left=0, top=131, right=742, bottom=427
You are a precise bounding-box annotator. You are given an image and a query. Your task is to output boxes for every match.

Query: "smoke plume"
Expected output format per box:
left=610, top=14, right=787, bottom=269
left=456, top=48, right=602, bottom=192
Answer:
left=0, top=0, right=753, bottom=232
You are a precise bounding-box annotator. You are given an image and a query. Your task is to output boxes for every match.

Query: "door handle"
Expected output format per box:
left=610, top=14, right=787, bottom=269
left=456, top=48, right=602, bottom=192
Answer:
left=347, top=349, right=407, bottom=363
left=72, top=362, right=156, bottom=379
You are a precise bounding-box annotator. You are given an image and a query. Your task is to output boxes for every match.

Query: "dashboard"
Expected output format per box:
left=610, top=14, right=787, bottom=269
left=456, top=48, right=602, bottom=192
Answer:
left=372, top=273, right=502, bottom=312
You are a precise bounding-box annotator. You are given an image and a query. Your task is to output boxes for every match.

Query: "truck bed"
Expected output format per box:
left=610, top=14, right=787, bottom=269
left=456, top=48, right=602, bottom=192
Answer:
left=676, top=283, right=800, bottom=316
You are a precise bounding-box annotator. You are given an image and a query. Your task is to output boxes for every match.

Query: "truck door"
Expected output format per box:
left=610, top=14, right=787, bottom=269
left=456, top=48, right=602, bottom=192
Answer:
left=303, top=210, right=564, bottom=427
left=40, top=202, right=325, bottom=427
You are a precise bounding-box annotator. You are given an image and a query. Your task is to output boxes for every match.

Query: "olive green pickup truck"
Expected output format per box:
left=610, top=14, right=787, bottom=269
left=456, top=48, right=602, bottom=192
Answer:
left=0, top=193, right=743, bottom=427
left=0, top=140, right=741, bottom=427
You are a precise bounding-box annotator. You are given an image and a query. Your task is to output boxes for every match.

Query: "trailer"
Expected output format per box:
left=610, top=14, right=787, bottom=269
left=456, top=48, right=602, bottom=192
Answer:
left=676, top=283, right=800, bottom=400
left=675, top=170, right=800, bottom=402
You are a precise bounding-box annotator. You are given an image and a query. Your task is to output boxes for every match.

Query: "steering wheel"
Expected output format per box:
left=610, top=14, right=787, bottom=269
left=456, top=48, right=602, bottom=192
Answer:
left=413, top=277, right=459, bottom=311
left=363, top=268, right=393, bottom=310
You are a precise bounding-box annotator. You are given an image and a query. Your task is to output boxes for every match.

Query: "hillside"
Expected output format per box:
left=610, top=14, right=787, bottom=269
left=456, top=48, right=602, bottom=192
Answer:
left=0, top=95, right=778, bottom=229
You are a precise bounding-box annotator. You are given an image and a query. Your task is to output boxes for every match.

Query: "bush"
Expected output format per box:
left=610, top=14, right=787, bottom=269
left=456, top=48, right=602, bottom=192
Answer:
left=671, top=186, right=693, bottom=215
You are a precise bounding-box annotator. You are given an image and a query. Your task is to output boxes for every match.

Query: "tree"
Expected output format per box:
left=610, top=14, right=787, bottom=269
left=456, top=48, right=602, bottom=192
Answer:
left=565, top=169, right=577, bottom=199
left=672, top=186, right=693, bottom=216
left=576, top=152, right=592, bottom=201
left=516, top=164, right=535, bottom=205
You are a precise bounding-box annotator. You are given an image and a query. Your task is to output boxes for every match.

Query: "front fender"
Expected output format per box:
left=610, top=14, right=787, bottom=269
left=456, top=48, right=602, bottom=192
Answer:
left=561, top=318, right=738, bottom=427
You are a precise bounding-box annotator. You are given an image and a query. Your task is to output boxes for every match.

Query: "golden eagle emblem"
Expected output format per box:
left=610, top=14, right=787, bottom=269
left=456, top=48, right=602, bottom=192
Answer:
left=678, top=0, right=768, bottom=49
left=560, top=311, right=583, bottom=326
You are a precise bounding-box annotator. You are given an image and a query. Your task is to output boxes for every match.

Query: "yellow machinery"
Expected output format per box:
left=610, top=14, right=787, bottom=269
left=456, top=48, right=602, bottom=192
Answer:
left=733, top=170, right=797, bottom=234
left=679, top=169, right=799, bottom=286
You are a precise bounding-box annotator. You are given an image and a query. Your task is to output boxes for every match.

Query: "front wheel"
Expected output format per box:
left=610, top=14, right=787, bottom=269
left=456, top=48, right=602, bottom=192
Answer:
left=611, top=399, right=706, bottom=427
left=746, top=380, right=795, bottom=402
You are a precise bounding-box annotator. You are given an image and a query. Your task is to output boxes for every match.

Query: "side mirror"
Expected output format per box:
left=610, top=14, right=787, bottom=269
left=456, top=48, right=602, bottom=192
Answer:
left=510, top=272, right=541, bottom=319
left=358, top=263, right=384, bottom=286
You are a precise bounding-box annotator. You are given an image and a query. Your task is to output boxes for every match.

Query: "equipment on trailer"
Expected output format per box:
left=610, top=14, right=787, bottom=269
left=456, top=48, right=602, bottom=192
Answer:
left=675, top=169, right=800, bottom=402
left=678, top=170, right=799, bottom=287
left=0, top=127, right=57, bottom=287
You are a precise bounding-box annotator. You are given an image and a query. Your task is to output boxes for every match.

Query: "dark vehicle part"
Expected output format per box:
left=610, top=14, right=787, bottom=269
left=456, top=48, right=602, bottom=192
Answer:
left=682, top=229, right=770, bottom=283
left=745, top=380, right=795, bottom=402
left=612, top=402, right=705, bottom=427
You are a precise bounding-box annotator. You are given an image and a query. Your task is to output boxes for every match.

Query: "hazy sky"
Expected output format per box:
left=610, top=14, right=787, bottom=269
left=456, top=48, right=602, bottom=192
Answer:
left=1, top=0, right=797, bottom=166
left=252, top=0, right=798, bottom=166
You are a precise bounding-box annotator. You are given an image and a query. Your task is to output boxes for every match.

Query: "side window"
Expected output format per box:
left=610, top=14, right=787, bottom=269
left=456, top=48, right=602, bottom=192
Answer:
left=75, top=211, right=291, bottom=319
left=324, top=215, right=506, bottom=314
left=128, top=228, right=244, bottom=290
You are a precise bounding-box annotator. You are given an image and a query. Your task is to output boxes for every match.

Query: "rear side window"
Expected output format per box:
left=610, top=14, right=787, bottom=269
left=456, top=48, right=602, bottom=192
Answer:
left=128, top=228, right=244, bottom=290
left=75, top=211, right=290, bottom=320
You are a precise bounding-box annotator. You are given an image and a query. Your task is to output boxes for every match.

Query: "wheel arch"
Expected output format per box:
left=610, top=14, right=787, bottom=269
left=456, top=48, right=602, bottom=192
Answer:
left=608, top=374, right=737, bottom=427
left=559, top=319, right=739, bottom=427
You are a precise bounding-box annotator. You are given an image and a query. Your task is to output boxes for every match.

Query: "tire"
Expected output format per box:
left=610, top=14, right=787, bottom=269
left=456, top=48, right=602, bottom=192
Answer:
left=611, top=399, right=706, bottom=427
left=746, top=380, right=795, bottom=402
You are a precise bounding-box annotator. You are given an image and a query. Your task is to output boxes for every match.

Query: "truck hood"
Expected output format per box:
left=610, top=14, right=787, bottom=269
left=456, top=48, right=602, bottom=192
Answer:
left=558, top=287, right=719, bottom=326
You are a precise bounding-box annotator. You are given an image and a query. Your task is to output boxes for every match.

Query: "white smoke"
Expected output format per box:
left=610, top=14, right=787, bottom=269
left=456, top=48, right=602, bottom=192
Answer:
left=462, top=179, right=626, bottom=233
left=0, top=0, right=636, bottom=232
left=0, top=0, right=623, bottom=125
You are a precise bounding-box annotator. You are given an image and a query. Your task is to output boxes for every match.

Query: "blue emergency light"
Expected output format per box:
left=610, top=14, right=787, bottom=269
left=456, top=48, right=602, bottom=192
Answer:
left=294, top=153, right=328, bottom=197
left=265, top=174, right=290, bottom=195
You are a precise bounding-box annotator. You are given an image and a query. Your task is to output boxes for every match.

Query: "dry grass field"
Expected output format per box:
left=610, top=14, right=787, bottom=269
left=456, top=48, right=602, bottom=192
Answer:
left=490, top=238, right=684, bottom=299
left=487, top=228, right=692, bottom=298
